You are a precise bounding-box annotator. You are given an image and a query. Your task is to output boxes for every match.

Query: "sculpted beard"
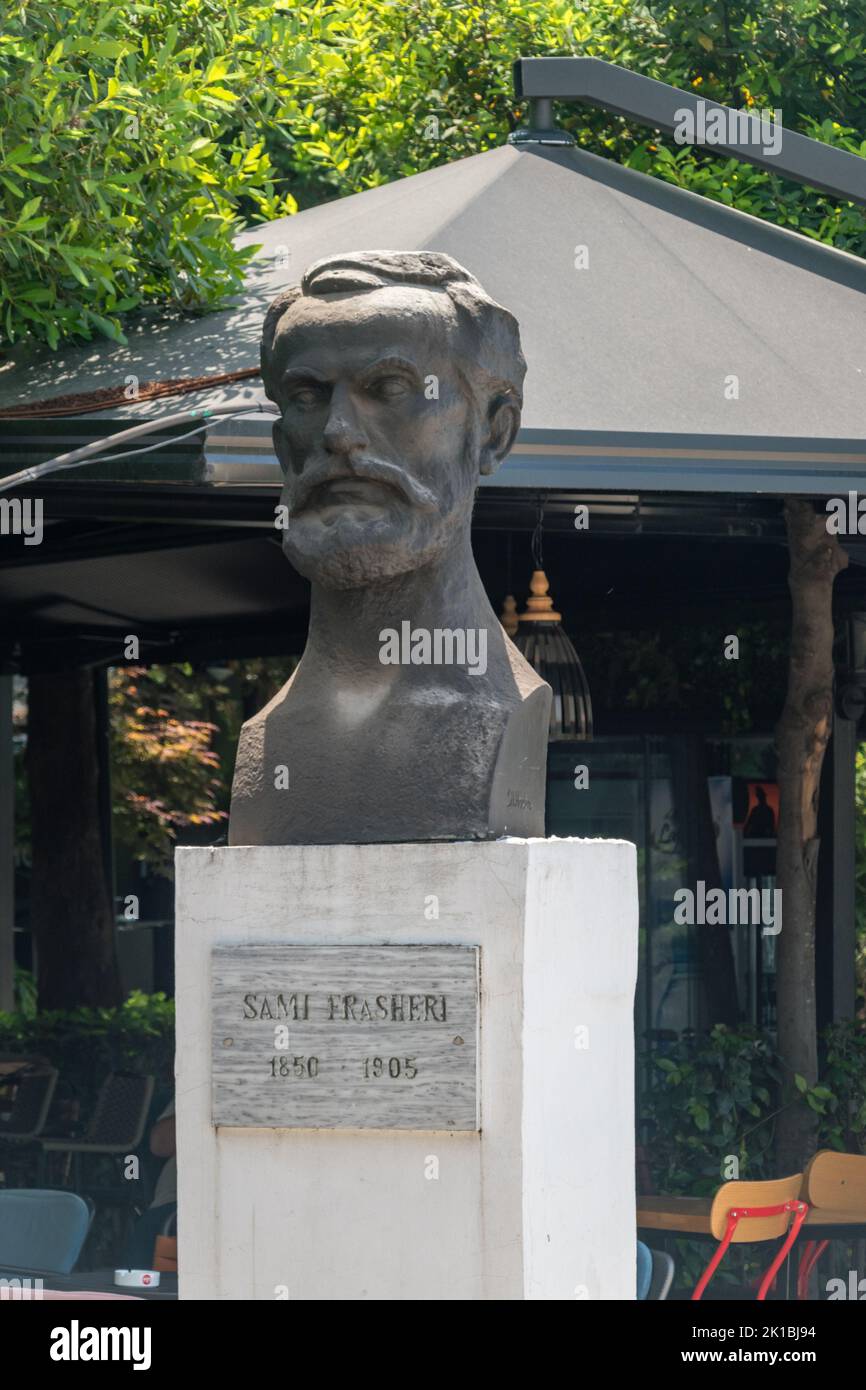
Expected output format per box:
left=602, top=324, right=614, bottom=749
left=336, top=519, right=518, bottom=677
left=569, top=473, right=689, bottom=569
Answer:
left=281, top=423, right=483, bottom=591
left=282, top=487, right=459, bottom=590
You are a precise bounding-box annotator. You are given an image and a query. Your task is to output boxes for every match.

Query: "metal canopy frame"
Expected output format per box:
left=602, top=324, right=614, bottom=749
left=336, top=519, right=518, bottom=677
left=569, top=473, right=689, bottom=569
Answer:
left=513, top=56, right=866, bottom=206
left=9, top=417, right=866, bottom=498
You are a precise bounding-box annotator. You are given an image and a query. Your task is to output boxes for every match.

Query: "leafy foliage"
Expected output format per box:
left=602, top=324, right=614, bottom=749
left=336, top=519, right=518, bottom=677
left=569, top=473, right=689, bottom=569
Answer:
left=13, top=965, right=38, bottom=1019
left=108, top=658, right=295, bottom=875
left=814, top=1019, right=866, bottom=1152
left=0, top=990, right=175, bottom=1114
left=13, top=660, right=295, bottom=880
left=641, top=1023, right=784, bottom=1289
left=109, top=663, right=228, bottom=873
left=581, top=612, right=789, bottom=734
left=2, top=0, right=865, bottom=349
left=642, top=1024, right=782, bottom=1196
left=0, top=1, right=300, bottom=347
left=642, top=1020, right=866, bottom=1198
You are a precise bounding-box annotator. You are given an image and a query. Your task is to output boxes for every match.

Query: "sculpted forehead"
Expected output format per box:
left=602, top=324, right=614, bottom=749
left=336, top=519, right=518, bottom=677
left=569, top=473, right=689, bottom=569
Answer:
left=271, top=284, right=462, bottom=369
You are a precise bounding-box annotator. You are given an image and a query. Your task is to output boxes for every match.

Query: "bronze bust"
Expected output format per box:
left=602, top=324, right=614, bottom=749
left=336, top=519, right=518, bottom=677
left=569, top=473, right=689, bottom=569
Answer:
left=229, top=251, right=551, bottom=845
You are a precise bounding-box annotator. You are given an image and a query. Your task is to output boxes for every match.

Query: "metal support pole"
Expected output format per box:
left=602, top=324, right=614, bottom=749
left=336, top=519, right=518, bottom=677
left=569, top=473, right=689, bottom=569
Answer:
left=529, top=97, right=554, bottom=132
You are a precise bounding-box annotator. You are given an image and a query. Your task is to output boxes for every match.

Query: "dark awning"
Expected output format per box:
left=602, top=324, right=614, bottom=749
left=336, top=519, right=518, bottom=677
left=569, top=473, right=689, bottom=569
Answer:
left=2, top=141, right=865, bottom=494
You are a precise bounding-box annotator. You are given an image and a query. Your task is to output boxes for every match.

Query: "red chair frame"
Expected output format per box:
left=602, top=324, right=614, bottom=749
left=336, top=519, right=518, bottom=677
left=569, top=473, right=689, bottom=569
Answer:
left=691, top=1199, right=810, bottom=1301
left=796, top=1238, right=829, bottom=1301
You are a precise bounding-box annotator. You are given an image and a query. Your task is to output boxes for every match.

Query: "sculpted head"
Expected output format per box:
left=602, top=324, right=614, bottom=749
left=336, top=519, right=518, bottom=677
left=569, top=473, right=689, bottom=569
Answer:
left=260, top=251, right=526, bottom=589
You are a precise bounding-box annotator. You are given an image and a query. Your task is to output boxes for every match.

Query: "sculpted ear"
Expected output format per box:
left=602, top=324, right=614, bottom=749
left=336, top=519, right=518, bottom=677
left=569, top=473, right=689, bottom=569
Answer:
left=479, top=395, right=521, bottom=477
left=272, top=420, right=291, bottom=473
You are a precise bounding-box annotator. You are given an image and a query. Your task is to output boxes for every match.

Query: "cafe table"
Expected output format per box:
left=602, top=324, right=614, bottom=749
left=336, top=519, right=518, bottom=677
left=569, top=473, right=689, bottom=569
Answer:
left=638, top=1194, right=866, bottom=1242
left=0, top=1264, right=177, bottom=1300
left=637, top=1195, right=866, bottom=1297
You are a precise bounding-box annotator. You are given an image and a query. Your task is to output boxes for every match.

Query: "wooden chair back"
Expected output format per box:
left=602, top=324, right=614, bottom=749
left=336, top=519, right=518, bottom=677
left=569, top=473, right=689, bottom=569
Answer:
left=709, top=1172, right=804, bottom=1242
left=153, top=1235, right=177, bottom=1273
left=802, top=1150, right=866, bottom=1212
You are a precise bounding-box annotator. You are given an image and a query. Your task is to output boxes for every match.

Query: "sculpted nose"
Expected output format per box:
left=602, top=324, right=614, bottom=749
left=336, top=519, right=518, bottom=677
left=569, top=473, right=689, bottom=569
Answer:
left=323, top=387, right=367, bottom=456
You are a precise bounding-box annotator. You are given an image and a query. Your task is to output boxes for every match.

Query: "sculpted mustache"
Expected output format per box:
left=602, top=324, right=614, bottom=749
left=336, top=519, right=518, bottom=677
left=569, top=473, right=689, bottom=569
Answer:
left=290, top=457, right=439, bottom=514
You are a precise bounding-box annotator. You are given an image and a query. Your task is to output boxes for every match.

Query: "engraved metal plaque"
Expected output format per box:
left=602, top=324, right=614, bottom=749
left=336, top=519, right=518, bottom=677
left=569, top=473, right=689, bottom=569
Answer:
left=212, top=944, right=479, bottom=1130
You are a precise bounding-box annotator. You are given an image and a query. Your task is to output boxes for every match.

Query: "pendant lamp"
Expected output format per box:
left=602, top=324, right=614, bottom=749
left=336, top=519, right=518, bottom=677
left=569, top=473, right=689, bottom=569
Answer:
left=506, top=503, right=593, bottom=740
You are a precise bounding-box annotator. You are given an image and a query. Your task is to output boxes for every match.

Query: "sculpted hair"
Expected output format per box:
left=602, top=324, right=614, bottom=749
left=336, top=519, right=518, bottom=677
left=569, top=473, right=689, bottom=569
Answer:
left=260, top=250, right=526, bottom=412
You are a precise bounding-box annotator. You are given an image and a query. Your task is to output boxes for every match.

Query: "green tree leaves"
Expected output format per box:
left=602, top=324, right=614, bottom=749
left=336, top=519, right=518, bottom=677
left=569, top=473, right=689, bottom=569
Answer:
left=2, top=1, right=864, bottom=351
left=0, top=2, right=300, bottom=348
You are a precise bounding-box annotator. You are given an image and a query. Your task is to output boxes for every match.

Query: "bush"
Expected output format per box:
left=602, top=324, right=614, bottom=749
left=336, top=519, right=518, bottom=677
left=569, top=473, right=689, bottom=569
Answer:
left=816, top=1020, right=866, bottom=1154
left=641, top=1020, right=866, bottom=1197
left=0, top=2, right=299, bottom=348
left=641, top=1024, right=781, bottom=1196
left=0, top=990, right=174, bottom=1116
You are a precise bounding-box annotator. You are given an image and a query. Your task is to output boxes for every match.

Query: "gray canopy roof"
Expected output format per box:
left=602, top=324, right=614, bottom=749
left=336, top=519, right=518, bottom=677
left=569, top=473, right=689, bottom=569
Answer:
left=3, top=140, right=865, bottom=493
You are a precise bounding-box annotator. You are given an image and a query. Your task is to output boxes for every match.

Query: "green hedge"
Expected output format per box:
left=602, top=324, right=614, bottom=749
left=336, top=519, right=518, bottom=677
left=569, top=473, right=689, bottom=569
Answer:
left=0, top=990, right=174, bottom=1117
left=641, top=1019, right=866, bottom=1198
left=640, top=1020, right=866, bottom=1291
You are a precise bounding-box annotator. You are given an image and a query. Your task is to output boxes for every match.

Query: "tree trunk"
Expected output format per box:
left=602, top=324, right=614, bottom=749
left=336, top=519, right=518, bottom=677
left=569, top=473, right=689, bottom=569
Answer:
left=28, top=668, right=122, bottom=1009
left=774, top=499, right=847, bottom=1172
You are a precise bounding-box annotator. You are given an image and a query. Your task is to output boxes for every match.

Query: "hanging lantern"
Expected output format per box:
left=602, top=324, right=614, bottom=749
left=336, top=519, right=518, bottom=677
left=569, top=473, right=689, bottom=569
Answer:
left=510, top=501, right=592, bottom=740
left=499, top=594, right=519, bottom=638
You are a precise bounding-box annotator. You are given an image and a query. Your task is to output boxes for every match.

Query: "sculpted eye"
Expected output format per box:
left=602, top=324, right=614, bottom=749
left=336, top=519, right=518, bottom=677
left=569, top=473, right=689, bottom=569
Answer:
left=370, top=374, right=411, bottom=400
left=287, top=383, right=326, bottom=409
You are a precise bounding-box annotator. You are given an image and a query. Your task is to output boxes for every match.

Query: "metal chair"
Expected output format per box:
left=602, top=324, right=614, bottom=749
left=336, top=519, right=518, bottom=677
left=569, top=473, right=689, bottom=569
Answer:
left=0, top=1061, right=58, bottom=1140
left=636, top=1239, right=653, bottom=1299
left=797, top=1150, right=866, bottom=1299
left=637, top=1240, right=676, bottom=1300
left=648, top=1248, right=675, bottom=1300
left=693, top=1173, right=809, bottom=1301
left=40, top=1072, right=155, bottom=1189
left=0, top=1188, right=94, bottom=1274
left=0, top=1061, right=59, bottom=1189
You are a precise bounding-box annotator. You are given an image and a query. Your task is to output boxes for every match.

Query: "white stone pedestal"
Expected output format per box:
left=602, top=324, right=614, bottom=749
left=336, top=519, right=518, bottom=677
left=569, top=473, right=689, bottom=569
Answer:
left=175, top=837, right=638, bottom=1300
